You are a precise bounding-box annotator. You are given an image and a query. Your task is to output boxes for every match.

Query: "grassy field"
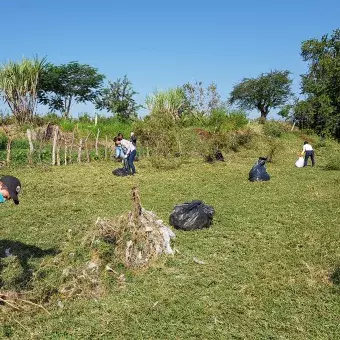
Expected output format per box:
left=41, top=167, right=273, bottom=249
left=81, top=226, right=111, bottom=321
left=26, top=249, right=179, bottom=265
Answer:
left=1, top=135, right=340, bottom=339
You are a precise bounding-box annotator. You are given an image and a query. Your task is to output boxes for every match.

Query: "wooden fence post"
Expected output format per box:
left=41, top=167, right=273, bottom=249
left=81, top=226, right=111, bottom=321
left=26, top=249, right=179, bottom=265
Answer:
left=27, top=129, right=34, bottom=164
left=78, top=139, right=83, bottom=164
left=95, top=129, right=100, bottom=157
left=105, top=135, right=108, bottom=160
left=52, top=126, right=59, bottom=166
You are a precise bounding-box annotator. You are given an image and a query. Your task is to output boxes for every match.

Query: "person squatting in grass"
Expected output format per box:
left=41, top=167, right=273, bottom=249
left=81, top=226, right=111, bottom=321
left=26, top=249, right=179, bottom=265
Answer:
left=302, top=141, right=315, bottom=167
left=0, top=175, right=21, bottom=205
left=114, top=132, right=125, bottom=160
left=114, top=136, right=137, bottom=175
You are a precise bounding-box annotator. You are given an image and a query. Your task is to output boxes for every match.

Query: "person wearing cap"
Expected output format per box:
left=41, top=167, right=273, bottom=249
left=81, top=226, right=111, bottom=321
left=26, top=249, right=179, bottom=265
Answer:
left=113, top=136, right=137, bottom=175
left=302, top=141, right=315, bottom=167
left=0, top=175, right=22, bottom=204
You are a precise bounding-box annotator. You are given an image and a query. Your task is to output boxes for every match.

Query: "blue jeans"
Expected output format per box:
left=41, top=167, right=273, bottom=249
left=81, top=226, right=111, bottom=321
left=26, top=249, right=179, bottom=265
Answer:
left=304, top=150, right=315, bottom=166
left=115, top=146, right=124, bottom=158
left=127, top=150, right=136, bottom=174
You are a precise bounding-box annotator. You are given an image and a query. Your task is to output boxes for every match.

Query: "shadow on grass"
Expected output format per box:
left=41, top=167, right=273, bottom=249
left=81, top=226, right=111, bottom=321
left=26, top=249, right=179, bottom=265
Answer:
left=330, top=267, right=340, bottom=286
left=0, top=239, right=59, bottom=290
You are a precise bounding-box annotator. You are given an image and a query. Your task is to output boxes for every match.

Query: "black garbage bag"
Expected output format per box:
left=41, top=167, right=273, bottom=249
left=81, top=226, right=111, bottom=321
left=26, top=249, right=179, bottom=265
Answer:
left=169, top=200, right=214, bottom=231
left=112, top=168, right=129, bottom=177
left=249, top=157, right=270, bottom=182
left=215, top=150, right=224, bottom=162
left=204, top=150, right=224, bottom=163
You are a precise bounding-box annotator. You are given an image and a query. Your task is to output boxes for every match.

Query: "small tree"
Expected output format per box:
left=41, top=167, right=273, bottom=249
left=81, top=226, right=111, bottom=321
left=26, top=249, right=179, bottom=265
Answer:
left=95, top=75, right=141, bottom=120
left=182, top=81, right=222, bottom=116
left=0, top=57, right=46, bottom=124
left=229, top=70, right=293, bottom=122
left=39, top=61, right=104, bottom=118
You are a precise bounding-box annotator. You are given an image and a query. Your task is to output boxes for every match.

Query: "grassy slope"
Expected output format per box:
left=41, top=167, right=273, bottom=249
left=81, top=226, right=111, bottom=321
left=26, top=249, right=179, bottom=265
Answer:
left=1, top=133, right=340, bottom=339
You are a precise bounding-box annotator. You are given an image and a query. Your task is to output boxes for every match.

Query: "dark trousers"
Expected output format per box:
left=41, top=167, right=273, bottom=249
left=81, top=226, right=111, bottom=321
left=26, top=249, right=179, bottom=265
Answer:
left=127, top=150, right=136, bottom=174
left=304, top=150, right=315, bottom=167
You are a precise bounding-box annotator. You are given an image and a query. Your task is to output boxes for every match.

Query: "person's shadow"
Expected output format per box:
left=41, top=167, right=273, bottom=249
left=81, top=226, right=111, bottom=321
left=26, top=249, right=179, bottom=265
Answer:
left=0, top=239, right=59, bottom=289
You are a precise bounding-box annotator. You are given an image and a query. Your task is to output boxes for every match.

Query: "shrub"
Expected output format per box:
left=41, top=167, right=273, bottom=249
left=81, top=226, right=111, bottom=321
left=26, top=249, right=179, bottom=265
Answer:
left=226, top=129, right=254, bottom=152
left=206, top=108, right=248, bottom=133
left=0, top=133, right=8, bottom=150
left=133, top=113, right=179, bottom=157
left=263, top=121, right=284, bottom=138
left=324, top=151, right=340, bottom=170
left=149, top=156, right=183, bottom=170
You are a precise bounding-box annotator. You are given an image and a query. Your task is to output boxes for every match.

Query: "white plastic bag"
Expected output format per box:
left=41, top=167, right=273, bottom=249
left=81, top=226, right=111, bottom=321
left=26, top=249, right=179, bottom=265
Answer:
left=295, top=156, right=304, bottom=168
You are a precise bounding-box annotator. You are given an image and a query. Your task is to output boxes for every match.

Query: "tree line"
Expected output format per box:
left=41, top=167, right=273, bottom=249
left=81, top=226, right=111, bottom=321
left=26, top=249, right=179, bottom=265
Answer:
left=0, top=28, right=339, bottom=140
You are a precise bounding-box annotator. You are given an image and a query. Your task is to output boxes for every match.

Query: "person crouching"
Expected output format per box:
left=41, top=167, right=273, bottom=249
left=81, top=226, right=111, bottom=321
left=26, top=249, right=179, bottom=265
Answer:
left=0, top=176, right=21, bottom=205
left=113, top=136, right=137, bottom=175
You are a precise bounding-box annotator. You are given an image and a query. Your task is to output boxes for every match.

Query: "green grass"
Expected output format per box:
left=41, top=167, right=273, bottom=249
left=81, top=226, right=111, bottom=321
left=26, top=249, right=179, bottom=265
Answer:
left=1, top=136, right=340, bottom=339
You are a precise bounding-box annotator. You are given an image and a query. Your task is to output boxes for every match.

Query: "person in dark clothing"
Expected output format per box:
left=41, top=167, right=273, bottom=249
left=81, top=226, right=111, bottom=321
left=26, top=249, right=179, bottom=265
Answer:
left=302, top=141, right=315, bottom=167
left=130, top=132, right=137, bottom=146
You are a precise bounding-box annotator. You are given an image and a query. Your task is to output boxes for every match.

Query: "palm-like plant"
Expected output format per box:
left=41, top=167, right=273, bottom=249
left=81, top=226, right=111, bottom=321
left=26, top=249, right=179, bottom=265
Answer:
left=0, top=57, right=46, bottom=124
left=146, top=87, right=186, bottom=120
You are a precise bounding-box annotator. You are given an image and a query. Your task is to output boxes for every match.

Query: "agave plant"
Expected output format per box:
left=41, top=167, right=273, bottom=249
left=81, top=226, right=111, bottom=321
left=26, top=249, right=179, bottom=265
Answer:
left=146, top=87, right=186, bottom=120
left=0, top=56, right=46, bottom=124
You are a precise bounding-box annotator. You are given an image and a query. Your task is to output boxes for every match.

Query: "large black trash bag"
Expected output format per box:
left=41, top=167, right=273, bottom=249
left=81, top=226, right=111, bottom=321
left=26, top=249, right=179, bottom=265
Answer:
left=249, top=157, right=270, bottom=182
left=215, top=150, right=224, bottom=162
left=169, top=200, right=214, bottom=231
left=204, top=150, right=224, bottom=163
left=112, top=168, right=129, bottom=177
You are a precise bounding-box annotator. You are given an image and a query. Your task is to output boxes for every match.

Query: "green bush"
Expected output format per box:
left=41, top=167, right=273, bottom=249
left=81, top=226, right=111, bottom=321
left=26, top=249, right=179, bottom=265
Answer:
left=133, top=113, right=179, bottom=157
left=263, top=121, right=284, bottom=138
left=324, top=151, right=340, bottom=170
left=206, top=109, right=248, bottom=133
left=0, top=133, right=8, bottom=150
left=149, top=156, right=182, bottom=170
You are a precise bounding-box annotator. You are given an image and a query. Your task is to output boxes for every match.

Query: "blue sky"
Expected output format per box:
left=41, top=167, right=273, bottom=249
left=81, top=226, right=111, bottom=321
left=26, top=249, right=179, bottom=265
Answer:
left=1, top=0, right=339, bottom=118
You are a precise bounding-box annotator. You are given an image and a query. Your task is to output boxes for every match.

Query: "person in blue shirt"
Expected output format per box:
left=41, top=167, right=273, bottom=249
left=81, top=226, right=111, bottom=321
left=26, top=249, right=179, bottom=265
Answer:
left=0, top=176, right=21, bottom=205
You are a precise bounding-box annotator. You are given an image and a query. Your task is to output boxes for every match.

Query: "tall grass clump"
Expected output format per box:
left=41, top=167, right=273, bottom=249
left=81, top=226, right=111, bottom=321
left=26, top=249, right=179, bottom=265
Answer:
left=324, top=150, right=340, bottom=170
left=0, top=56, right=46, bottom=124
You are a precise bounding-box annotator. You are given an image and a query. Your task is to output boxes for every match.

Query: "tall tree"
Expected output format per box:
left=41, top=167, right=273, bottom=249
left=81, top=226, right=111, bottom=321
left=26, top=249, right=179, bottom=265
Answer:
left=0, top=56, right=46, bottom=124
left=95, top=75, right=141, bottom=120
left=38, top=61, right=104, bottom=118
left=229, top=70, right=293, bottom=122
left=300, top=29, right=340, bottom=139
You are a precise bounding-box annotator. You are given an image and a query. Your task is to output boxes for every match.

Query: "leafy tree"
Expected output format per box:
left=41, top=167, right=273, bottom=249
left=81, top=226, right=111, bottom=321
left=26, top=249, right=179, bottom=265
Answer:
left=229, top=70, right=293, bottom=122
left=95, top=75, right=141, bottom=120
left=38, top=61, right=104, bottom=118
left=0, top=56, right=46, bottom=124
left=300, top=29, right=340, bottom=139
left=182, top=81, right=222, bottom=116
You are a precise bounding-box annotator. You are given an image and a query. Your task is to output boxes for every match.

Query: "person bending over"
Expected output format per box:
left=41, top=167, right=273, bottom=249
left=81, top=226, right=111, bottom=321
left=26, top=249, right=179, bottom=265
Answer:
left=302, top=141, right=315, bottom=167
left=0, top=176, right=21, bottom=205
left=114, top=137, right=137, bottom=175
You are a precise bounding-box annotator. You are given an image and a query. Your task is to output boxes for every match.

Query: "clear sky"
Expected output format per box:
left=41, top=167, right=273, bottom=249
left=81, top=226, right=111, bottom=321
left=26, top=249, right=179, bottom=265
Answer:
left=1, top=0, right=339, bottom=118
